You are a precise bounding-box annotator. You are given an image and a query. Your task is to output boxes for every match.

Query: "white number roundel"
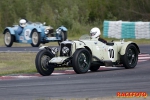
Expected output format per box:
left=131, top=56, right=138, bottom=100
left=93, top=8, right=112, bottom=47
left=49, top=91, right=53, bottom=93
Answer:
left=108, top=46, right=115, bottom=61
left=24, top=29, right=31, bottom=40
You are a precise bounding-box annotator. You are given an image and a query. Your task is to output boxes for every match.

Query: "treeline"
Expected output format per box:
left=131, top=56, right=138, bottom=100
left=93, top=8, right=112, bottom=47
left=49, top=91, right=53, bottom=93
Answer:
left=0, top=0, right=150, bottom=35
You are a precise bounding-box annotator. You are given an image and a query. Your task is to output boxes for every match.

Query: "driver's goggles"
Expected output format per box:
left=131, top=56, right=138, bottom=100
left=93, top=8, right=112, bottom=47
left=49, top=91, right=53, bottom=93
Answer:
left=90, top=32, right=97, bottom=36
left=20, top=23, right=26, bottom=25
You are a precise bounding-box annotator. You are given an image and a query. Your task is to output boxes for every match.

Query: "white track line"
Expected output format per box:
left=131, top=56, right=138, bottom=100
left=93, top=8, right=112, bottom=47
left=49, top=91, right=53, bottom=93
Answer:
left=138, top=57, right=150, bottom=60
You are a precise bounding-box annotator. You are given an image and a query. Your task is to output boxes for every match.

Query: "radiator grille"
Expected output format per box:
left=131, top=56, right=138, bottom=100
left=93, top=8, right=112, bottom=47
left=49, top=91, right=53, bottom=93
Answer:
left=60, top=43, right=72, bottom=56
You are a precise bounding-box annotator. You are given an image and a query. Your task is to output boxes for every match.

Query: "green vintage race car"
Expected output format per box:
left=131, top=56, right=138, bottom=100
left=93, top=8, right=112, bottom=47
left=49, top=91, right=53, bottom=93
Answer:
left=35, top=32, right=140, bottom=76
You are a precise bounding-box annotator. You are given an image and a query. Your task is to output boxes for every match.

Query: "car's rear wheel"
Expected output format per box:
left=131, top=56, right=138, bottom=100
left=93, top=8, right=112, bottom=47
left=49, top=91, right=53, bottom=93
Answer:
left=4, top=30, right=14, bottom=47
left=35, top=50, right=55, bottom=76
left=72, top=49, right=91, bottom=74
left=90, top=64, right=100, bottom=72
left=121, top=44, right=138, bottom=69
left=31, top=30, right=40, bottom=47
left=58, top=31, right=67, bottom=45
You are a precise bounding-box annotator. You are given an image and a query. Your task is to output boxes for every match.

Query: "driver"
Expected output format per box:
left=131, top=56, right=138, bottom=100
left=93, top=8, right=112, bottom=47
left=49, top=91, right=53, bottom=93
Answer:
left=19, top=19, right=27, bottom=28
left=90, top=27, right=107, bottom=44
left=16, top=19, right=27, bottom=35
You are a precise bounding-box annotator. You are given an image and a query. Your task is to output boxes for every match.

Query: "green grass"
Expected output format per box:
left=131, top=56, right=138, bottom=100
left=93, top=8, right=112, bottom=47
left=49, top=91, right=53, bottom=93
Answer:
left=0, top=52, right=37, bottom=76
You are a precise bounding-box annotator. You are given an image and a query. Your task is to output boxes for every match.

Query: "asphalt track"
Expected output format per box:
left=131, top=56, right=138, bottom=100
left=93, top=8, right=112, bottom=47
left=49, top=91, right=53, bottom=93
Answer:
left=0, top=46, right=40, bottom=52
left=0, top=45, right=150, bottom=100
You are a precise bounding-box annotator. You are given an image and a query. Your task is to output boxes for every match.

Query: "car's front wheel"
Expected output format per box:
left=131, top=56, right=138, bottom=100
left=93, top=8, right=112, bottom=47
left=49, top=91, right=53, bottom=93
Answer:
left=4, top=30, right=14, bottom=47
left=31, top=30, right=40, bottom=47
left=72, top=49, right=91, bottom=74
left=121, top=44, right=138, bottom=69
left=35, top=50, right=55, bottom=76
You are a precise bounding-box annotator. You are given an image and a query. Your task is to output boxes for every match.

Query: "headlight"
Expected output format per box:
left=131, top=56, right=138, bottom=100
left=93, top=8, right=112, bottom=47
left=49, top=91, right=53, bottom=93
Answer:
left=62, top=46, right=69, bottom=54
left=51, top=47, right=58, bottom=55
left=56, top=29, right=61, bottom=34
left=45, top=29, right=49, bottom=34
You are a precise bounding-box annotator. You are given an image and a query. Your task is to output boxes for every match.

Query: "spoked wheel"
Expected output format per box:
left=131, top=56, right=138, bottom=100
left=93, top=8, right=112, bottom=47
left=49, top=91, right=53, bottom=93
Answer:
left=121, top=44, right=139, bottom=69
left=72, top=49, right=91, bottom=74
left=31, top=30, right=40, bottom=47
left=35, top=50, right=55, bottom=76
left=4, top=30, right=14, bottom=47
left=58, top=31, right=67, bottom=45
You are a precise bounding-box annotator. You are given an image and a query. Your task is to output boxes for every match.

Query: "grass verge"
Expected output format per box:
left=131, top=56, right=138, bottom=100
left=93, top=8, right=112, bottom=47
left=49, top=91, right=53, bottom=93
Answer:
left=0, top=52, right=69, bottom=76
left=0, top=52, right=37, bottom=76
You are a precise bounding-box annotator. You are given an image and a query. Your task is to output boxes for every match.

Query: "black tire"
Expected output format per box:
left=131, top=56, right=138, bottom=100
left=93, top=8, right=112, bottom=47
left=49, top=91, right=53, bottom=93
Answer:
left=31, top=30, right=41, bottom=47
left=121, top=44, right=138, bottom=69
left=72, top=49, right=91, bottom=74
left=58, top=31, right=67, bottom=45
left=4, top=30, right=14, bottom=47
left=90, top=64, right=100, bottom=72
left=35, top=50, right=55, bottom=76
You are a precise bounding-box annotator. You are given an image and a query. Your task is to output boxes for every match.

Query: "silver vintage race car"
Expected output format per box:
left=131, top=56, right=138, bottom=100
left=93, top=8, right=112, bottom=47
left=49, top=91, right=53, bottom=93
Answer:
left=35, top=27, right=140, bottom=76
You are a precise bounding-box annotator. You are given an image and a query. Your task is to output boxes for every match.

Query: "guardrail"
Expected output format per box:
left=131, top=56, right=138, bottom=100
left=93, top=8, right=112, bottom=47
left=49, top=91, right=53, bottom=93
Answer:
left=103, top=21, right=150, bottom=39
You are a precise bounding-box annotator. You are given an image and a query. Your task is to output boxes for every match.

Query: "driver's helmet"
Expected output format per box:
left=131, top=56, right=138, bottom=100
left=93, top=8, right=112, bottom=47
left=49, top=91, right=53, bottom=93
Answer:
left=19, top=19, right=27, bottom=27
left=90, top=27, right=101, bottom=39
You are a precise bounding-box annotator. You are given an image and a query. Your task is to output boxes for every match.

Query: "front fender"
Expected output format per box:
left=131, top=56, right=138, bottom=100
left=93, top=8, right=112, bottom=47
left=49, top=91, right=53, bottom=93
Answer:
left=33, top=28, right=42, bottom=33
left=58, top=26, right=68, bottom=31
left=39, top=46, right=49, bottom=50
left=3, top=27, right=15, bottom=35
left=30, top=28, right=42, bottom=38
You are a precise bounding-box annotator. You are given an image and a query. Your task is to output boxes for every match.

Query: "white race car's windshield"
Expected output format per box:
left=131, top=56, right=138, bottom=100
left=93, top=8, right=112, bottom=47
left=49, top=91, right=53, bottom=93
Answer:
left=27, top=21, right=43, bottom=25
left=79, top=34, right=91, bottom=40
